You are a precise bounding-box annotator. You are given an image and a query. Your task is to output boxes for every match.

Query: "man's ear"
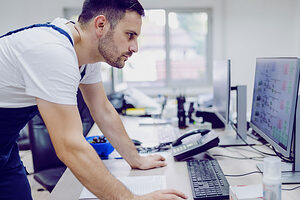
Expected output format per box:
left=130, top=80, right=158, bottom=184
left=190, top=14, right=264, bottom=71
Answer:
left=94, top=15, right=108, bottom=38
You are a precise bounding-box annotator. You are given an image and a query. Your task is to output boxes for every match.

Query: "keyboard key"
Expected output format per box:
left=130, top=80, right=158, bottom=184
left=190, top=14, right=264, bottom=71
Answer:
left=187, top=159, right=229, bottom=200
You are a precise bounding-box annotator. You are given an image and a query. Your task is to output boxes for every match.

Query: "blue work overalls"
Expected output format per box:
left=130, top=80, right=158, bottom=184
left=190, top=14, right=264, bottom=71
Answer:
left=0, top=23, right=79, bottom=200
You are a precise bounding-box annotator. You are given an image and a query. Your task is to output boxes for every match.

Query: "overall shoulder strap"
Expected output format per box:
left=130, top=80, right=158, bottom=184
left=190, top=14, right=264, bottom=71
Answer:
left=0, top=23, right=73, bottom=46
left=80, top=65, right=87, bottom=81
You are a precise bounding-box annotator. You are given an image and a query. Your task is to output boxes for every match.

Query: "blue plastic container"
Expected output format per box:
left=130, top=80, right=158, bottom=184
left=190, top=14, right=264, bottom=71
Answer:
left=86, top=136, right=114, bottom=159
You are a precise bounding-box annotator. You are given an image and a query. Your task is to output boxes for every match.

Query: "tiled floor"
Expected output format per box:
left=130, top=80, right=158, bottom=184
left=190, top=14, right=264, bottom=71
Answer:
left=20, top=150, right=51, bottom=200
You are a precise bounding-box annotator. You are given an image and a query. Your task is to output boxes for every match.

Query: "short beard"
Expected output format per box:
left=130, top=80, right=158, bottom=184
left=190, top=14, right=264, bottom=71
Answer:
left=98, top=29, right=124, bottom=68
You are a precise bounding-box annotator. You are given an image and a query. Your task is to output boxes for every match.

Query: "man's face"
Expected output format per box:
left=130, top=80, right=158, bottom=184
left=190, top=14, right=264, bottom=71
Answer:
left=98, top=11, right=142, bottom=68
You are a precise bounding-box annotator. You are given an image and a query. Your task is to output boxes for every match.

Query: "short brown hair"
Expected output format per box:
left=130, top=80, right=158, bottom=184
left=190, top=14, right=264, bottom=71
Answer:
left=78, top=0, right=145, bottom=29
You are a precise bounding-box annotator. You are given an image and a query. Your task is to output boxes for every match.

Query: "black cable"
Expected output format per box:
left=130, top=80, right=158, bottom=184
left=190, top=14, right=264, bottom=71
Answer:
left=226, top=142, right=293, bottom=163
left=248, top=145, right=277, bottom=156
left=225, top=171, right=262, bottom=177
left=228, top=121, right=277, bottom=157
left=282, top=170, right=300, bottom=173
left=212, top=154, right=264, bottom=160
left=282, top=185, right=300, bottom=191
left=220, top=140, right=276, bottom=157
left=225, top=170, right=300, bottom=178
left=222, top=146, right=267, bottom=157
left=245, top=138, right=294, bottom=162
left=272, top=146, right=294, bottom=163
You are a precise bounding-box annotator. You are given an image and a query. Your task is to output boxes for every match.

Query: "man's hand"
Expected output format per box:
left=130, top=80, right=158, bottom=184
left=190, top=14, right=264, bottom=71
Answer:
left=134, top=189, right=188, bottom=200
left=132, top=155, right=167, bottom=170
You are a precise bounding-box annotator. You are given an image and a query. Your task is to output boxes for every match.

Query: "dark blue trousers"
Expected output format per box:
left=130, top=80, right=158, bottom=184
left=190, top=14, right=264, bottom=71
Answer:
left=0, top=106, right=38, bottom=200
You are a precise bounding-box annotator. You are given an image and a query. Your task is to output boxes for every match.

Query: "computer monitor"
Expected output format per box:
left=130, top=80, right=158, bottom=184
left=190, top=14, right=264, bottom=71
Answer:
left=213, top=60, right=231, bottom=125
left=212, top=60, right=257, bottom=146
left=250, top=57, right=300, bottom=183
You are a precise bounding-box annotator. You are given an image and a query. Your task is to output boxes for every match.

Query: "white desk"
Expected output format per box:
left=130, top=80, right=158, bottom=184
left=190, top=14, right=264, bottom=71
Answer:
left=50, top=116, right=300, bottom=200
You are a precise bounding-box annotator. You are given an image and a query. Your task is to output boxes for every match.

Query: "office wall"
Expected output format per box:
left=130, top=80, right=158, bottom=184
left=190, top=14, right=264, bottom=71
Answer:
left=223, top=0, right=300, bottom=112
left=0, top=0, right=82, bottom=34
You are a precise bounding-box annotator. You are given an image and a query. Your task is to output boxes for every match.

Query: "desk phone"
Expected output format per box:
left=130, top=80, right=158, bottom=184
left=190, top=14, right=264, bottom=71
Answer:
left=172, top=130, right=219, bottom=161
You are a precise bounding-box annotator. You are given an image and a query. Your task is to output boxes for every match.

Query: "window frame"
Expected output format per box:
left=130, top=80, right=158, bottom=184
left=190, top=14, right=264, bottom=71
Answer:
left=64, top=7, right=213, bottom=95
left=126, top=8, right=213, bottom=91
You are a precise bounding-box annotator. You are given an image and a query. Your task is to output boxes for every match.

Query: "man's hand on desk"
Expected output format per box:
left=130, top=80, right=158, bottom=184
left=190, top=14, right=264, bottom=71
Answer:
left=134, top=189, right=188, bottom=200
left=131, top=154, right=167, bottom=170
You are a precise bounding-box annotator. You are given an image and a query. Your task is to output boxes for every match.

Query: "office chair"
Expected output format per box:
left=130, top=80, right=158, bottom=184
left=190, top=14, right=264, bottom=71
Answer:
left=28, top=90, right=94, bottom=192
left=17, top=127, right=31, bottom=150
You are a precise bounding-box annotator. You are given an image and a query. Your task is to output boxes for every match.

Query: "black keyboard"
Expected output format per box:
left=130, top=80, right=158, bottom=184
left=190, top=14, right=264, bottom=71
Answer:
left=187, top=159, right=229, bottom=200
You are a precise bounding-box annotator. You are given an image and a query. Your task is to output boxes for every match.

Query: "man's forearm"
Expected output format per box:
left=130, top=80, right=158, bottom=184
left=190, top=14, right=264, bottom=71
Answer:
left=57, top=134, right=135, bottom=200
left=92, top=103, right=142, bottom=168
left=78, top=83, right=142, bottom=168
left=36, top=98, right=136, bottom=199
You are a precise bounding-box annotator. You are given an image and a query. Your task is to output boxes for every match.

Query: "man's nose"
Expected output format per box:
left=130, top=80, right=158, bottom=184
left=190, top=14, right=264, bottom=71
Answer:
left=129, top=40, right=138, bottom=53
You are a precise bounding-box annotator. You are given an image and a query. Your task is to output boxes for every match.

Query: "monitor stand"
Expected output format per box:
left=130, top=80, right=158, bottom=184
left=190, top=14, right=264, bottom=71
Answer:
left=219, top=85, right=259, bottom=147
left=256, top=96, right=300, bottom=184
left=218, top=133, right=258, bottom=147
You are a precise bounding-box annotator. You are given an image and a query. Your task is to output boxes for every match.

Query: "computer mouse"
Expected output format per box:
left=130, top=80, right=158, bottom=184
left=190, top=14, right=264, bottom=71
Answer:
left=132, top=139, right=142, bottom=146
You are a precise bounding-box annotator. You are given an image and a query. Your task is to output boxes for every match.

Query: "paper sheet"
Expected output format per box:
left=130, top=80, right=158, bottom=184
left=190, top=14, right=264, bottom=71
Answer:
left=79, top=175, right=166, bottom=199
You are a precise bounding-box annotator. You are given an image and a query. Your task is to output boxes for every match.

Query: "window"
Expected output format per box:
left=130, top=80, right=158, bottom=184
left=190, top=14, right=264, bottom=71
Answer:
left=64, top=8, right=212, bottom=92
left=123, top=9, right=212, bottom=89
left=123, top=10, right=166, bottom=87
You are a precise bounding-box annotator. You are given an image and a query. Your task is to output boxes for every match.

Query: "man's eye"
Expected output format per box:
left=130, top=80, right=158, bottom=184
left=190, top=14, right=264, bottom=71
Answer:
left=128, top=33, right=134, bottom=40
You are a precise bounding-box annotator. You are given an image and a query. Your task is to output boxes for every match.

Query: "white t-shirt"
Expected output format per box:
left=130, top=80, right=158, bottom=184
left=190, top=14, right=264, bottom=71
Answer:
left=0, top=18, right=102, bottom=108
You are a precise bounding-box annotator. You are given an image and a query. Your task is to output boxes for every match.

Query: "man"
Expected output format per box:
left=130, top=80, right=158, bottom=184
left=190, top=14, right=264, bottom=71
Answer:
left=0, top=0, right=188, bottom=199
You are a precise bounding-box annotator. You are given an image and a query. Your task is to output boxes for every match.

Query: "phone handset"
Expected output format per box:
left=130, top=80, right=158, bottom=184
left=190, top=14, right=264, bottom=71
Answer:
left=172, top=129, right=211, bottom=146
left=172, top=130, right=220, bottom=161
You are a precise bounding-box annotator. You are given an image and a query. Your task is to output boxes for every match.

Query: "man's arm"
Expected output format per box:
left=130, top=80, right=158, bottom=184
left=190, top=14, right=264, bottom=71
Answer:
left=36, top=97, right=187, bottom=200
left=36, top=98, right=134, bottom=199
left=79, top=82, right=165, bottom=169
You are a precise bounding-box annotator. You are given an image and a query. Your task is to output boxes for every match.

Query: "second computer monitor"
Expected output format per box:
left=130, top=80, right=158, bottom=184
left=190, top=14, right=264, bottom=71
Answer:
left=250, top=57, right=300, bottom=157
left=213, top=60, right=231, bottom=125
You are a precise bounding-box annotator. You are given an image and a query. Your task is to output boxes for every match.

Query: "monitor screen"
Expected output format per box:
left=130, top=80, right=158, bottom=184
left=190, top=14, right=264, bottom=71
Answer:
left=250, top=57, right=300, bottom=157
left=213, top=60, right=231, bottom=124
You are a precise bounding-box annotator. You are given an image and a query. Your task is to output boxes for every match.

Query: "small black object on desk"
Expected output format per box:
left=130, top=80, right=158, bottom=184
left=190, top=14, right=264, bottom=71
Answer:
left=177, top=95, right=187, bottom=129
left=195, top=111, right=225, bottom=129
left=187, top=102, right=195, bottom=124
